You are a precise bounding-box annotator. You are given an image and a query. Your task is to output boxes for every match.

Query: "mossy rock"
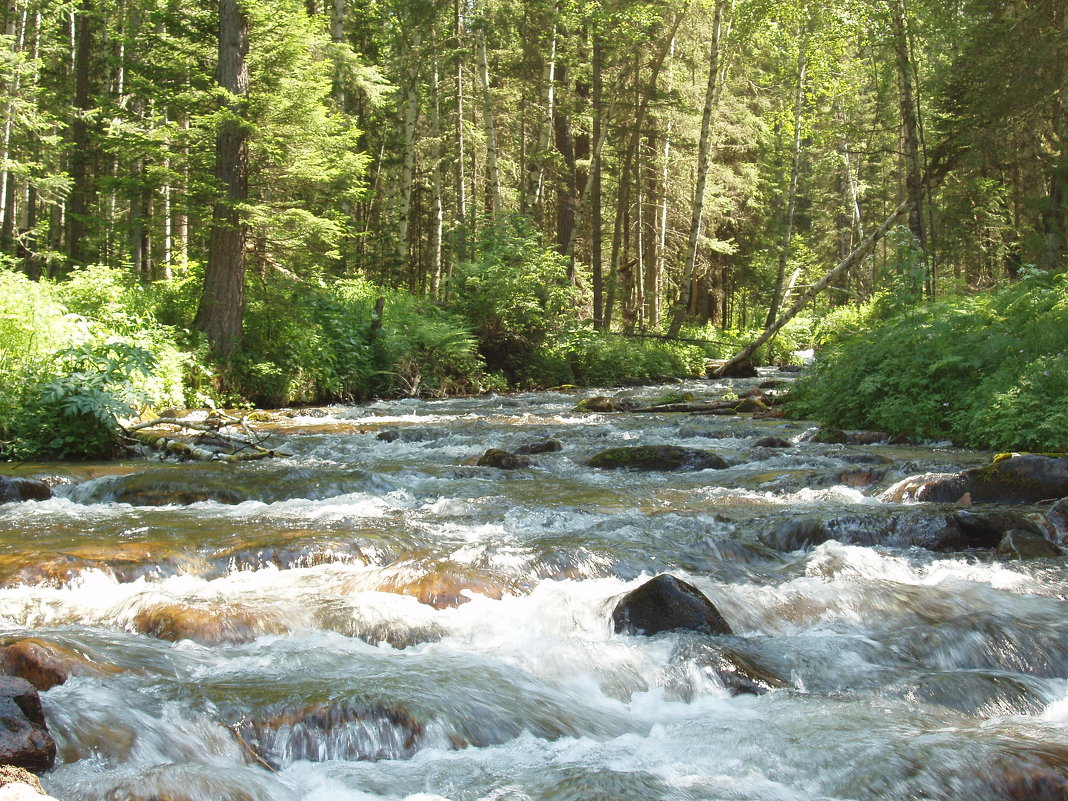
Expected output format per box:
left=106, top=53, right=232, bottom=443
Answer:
left=735, top=397, right=769, bottom=414
left=476, top=449, right=530, bottom=470
left=575, top=396, right=620, bottom=413
left=964, top=453, right=1068, bottom=504
left=588, top=445, right=728, bottom=471
left=810, top=427, right=849, bottom=444
left=753, top=436, right=792, bottom=449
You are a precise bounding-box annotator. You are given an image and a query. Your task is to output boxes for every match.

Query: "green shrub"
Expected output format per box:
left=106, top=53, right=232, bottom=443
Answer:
left=449, top=216, right=577, bottom=378
left=786, top=270, right=1068, bottom=449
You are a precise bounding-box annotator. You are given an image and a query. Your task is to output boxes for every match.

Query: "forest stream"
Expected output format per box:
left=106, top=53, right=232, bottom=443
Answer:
left=3, top=368, right=1068, bottom=801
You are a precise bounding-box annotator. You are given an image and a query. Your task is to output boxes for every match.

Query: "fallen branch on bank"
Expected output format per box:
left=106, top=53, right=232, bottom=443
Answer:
left=120, top=413, right=291, bottom=461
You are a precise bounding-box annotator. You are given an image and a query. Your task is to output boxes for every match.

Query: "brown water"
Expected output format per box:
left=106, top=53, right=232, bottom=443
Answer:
left=2, top=370, right=1067, bottom=801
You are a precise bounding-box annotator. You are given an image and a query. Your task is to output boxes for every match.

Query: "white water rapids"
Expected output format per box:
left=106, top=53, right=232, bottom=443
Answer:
left=1, top=372, right=1067, bottom=800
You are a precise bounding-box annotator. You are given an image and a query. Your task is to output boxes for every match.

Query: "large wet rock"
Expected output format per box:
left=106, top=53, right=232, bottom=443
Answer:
left=760, top=509, right=1043, bottom=552
left=885, top=454, right=1068, bottom=505
left=0, top=677, right=56, bottom=773
left=612, top=575, right=732, bottom=636
left=588, top=445, right=728, bottom=471
left=575, top=396, right=621, bottom=413
left=475, top=449, right=530, bottom=470
left=0, top=478, right=51, bottom=503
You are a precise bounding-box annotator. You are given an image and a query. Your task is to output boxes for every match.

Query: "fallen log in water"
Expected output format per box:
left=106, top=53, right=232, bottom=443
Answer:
left=121, top=414, right=291, bottom=461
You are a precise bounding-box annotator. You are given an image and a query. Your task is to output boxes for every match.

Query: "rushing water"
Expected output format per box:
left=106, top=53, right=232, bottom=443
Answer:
left=2, top=370, right=1068, bottom=801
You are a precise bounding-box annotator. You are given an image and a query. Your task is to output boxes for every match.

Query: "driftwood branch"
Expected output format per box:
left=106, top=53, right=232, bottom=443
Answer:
left=121, top=415, right=291, bottom=461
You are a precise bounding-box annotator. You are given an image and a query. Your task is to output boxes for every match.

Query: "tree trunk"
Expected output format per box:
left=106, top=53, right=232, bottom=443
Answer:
left=67, top=0, right=93, bottom=266
left=430, top=61, right=445, bottom=299
left=890, top=0, right=927, bottom=276
left=396, top=37, right=420, bottom=276
left=553, top=57, right=576, bottom=279
left=477, top=29, right=503, bottom=217
left=331, top=0, right=346, bottom=108
left=591, top=29, right=604, bottom=328
left=452, top=0, right=466, bottom=266
left=194, top=0, right=250, bottom=357
left=667, top=0, right=724, bottom=337
left=765, top=47, right=806, bottom=328
left=522, top=19, right=556, bottom=218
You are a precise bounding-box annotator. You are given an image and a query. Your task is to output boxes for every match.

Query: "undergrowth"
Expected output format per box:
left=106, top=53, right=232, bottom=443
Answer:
left=786, top=270, right=1068, bottom=450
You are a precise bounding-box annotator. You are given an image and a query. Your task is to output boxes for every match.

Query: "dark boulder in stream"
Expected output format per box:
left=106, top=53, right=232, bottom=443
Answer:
left=515, top=438, right=563, bottom=455
left=0, top=477, right=51, bottom=503
left=612, top=574, right=733, bottom=636
left=588, top=445, right=728, bottom=471
left=476, top=449, right=530, bottom=470
left=885, top=454, right=1068, bottom=505
left=0, top=676, right=56, bottom=772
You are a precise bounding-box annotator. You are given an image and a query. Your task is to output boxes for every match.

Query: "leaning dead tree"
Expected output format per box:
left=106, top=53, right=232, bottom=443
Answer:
left=715, top=197, right=912, bottom=377
left=121, top=411, right=290, bottom=461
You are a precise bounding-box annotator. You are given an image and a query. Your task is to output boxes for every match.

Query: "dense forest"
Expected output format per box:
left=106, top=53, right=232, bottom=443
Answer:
left=0, top=0, right=1066, bottom=458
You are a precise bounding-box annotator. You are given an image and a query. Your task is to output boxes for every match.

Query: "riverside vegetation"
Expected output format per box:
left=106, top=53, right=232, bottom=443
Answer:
left=0, top=0, right=1065, bottom=459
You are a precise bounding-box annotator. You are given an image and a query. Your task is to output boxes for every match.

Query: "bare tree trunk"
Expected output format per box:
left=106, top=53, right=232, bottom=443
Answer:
left=765, top=47, right=806, bottom=328
left=331, top=0, right=346, bottom=107
left=430, top=61, right=445, bottom=299
left=667, top=0, right=724, bottom=337
left=452, top=0, right=466, bottom=266
left=477, top=29, right=503, bottom=217
left=653, top=35, right=676, bottom=329
left=716, top=199, right=913, bottom=376
left=67, top=0, right=93, bottom=266
left=194, top=0, right=249, bottom=357
left=591, top=29, right=604, bottom=328
left=396, top=36, right=421, bottom=275
left=890, top=0, right=926, bottom=272
left=522, top=19, right=556, bottom=218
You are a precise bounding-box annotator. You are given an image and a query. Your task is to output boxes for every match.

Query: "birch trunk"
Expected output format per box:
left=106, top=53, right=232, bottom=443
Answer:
left=764, top=48, right=806, bottom=328
left=667, top=0, right=724, bottom=338
left=477, top=29, right=503, bottom=217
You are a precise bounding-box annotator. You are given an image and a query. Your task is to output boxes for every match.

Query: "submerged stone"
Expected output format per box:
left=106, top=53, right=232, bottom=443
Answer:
left=588, top=445, right=728, bottom=471
left=612, top=574, right=732, bottom=636
left=753, top=436, right=792, bottom=448
left=515, top=438, right=563, bottom=455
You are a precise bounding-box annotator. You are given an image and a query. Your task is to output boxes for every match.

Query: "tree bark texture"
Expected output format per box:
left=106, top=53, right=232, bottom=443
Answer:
left=195, top=0, right=249, bottom=357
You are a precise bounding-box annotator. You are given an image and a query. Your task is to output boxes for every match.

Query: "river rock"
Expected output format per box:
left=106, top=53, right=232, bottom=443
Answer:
left=235, top=701, right=425, bottom=768
left=382, top=566, right=508, bottom=609
left=376, top=426, right=448, bottom=443
left=753, top=436, right=792, bottom=448
left=132, top=603, right=289, bottom=645
left=886, top=454, right=1068, bottom=505
left=998, top=529, right=1061, bottom=559
left=588, top=445, right=728, bottom=471
left=515, top=439, right=563, bottom=455
left=475, top=449, right=530, bottom=470
left=0, top=478, right=51, bottom=504
left=575, top=396, right=620, bottom=413
left=0, top=766, right=45, bottom=797
left=612, top=574, right=733, bottom=636
left=809, top=427, right=849, bottom=444
left=734, top=397, right=769, bottom=413
left=0, top=678, right=55, bottom=773
left=0, top=641, right=73, bottom=691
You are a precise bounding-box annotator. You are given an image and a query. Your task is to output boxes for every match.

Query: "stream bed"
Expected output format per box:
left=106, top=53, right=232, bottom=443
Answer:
left=2, top=369, right=1067, bottom=801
